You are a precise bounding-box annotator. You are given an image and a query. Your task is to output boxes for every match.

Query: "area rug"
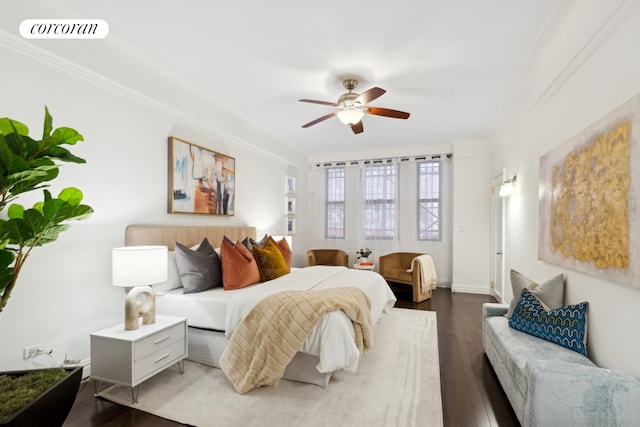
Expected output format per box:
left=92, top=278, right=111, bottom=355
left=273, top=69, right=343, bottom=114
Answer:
left=99, top=308, right=442, bottom=427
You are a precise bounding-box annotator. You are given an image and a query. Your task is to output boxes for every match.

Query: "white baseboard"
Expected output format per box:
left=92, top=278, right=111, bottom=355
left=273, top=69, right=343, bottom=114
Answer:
left=77, top=358, right=91, bottom=379
left=451, top=284, right=491, bottom=295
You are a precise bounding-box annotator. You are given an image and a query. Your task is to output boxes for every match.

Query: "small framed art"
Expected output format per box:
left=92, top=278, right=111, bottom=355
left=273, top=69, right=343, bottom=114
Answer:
left=286, top=197, right=296, bottom=215
left=168, top=136, right=235, bottom=215
left=286, top=217, right=296, bottom=235
left=286, top=175, right=296, bottom=195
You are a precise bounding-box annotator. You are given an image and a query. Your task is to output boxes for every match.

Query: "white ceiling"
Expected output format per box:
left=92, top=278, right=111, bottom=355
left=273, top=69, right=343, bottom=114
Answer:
left=60, top=0, right=559, bottom=158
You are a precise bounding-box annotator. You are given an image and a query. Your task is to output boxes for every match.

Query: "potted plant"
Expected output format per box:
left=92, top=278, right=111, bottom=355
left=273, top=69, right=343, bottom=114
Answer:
left=0, top=107, right=93, bottom=426
left=356, top=247, right=372, bottom=263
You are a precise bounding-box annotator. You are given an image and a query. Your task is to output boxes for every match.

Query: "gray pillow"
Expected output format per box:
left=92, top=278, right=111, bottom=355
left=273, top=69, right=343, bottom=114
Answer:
left=250, top=233, right=269, bottom=248
left=175, top=238, right=223, bottom=294
left=506, top=269, right=564, bottom=318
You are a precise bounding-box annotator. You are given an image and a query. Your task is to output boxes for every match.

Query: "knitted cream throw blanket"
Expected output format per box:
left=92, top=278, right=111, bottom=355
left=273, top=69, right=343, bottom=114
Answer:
left=220, top=287, right=372, bottom=394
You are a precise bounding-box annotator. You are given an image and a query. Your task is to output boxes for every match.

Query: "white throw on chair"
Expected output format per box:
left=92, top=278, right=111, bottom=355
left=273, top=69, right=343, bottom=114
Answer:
left=379, top=252, right=437, bottom=302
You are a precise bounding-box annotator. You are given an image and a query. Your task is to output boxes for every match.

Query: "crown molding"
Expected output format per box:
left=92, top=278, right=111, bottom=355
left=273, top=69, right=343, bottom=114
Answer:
left=0, top=29, right=301, bottom=166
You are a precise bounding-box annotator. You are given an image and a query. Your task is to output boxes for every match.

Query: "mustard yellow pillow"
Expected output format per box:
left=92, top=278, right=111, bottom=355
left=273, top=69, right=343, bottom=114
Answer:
left=252, top=238, right=290, bottom=281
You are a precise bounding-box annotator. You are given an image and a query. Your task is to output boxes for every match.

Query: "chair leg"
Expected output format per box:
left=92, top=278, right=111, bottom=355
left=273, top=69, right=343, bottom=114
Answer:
left=413, top=285, right=432, bottom=303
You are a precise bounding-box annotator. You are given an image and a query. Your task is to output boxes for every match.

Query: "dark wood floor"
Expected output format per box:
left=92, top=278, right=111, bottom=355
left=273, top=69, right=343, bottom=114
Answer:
left=64, top=287, right=519, bottom=427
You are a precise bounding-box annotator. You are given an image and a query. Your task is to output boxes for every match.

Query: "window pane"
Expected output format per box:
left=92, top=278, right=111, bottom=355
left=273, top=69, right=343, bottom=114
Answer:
left=364, top=164, right=395, bottom=239
left=325, top=167, right=345, bottom=238
left=418, top=161, right=441, bottom=241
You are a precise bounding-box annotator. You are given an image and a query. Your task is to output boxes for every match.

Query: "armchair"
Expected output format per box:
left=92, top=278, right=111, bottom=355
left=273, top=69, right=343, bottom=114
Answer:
left=306, top=249, right=349, bottom=267
left=379, top=252, right=434, bottom=302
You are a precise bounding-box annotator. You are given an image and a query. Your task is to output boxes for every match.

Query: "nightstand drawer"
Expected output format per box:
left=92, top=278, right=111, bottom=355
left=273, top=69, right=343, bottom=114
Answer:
left=134, top=340, right=185, bottom=382
left=134, top=323, right=185, bottom=359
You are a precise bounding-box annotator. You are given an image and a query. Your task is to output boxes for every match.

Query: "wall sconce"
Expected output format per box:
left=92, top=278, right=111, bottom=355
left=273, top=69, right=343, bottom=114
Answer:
left=112, top=245, right=168, bottom=330
left=499, top=175, right=517, bottom=197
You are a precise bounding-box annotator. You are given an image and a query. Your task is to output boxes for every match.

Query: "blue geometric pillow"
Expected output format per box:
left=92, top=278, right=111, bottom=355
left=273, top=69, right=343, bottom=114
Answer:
left=508, top=288, right=589, bottom=356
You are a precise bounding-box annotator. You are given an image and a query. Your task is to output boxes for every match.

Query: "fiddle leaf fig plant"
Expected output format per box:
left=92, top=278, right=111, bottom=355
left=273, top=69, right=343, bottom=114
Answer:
left=0, top=107, right=93, bottom=313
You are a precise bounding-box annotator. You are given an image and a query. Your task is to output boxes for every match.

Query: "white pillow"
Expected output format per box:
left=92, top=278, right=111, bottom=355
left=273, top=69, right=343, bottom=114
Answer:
left=152, top=251, right=183, bottom=295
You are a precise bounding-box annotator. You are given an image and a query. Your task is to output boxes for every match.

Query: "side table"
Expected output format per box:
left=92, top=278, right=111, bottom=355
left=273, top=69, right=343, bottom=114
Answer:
left=91, top=314, right=187, bottom=403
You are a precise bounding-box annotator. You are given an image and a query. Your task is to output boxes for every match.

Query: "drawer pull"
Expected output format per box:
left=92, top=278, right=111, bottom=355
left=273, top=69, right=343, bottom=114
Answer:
left=154, top=353, right=171, bottom=363
left=154, top=336, right=170, bottom=345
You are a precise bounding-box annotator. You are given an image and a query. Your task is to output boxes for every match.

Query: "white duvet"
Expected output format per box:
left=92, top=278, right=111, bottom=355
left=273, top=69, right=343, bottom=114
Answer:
left=225, top=265, right=397, bottom=374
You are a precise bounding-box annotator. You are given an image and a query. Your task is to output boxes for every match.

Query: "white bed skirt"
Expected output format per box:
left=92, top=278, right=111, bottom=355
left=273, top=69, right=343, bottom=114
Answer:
left=186, top=326, right=332, bottom=388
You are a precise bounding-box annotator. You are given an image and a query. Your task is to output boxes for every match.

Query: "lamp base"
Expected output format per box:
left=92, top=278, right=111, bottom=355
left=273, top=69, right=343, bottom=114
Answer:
left=124, top=286, right=156, bottom=330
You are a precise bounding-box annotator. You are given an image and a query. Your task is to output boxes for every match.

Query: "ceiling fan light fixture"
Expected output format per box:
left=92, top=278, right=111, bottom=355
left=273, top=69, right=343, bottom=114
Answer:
left=336, top=108, right=364, bottom=125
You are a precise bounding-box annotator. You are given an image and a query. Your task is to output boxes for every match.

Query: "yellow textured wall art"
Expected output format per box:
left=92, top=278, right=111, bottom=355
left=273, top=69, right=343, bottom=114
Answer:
left=539, top=94, right=640, bottom=288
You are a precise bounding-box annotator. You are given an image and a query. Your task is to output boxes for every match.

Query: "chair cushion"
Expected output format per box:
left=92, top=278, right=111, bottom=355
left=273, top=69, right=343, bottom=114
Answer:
left=383, top=267, right=412, bottom=283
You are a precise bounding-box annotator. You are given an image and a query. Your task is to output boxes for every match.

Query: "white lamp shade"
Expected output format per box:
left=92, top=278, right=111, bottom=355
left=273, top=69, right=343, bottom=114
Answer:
left=336, top=109, right=364, bottom=125
left=112, top=245, right=168, bottom=287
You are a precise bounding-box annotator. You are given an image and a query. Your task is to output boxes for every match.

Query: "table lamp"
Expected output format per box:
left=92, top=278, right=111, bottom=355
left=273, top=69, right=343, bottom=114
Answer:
left=112, top=245, right=168, bottom=330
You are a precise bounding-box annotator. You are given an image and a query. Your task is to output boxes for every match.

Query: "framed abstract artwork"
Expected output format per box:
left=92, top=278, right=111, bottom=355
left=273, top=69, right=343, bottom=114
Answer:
left=538, top=94, right=640, bottom=288
left=168, top=136, right=235, bottom=215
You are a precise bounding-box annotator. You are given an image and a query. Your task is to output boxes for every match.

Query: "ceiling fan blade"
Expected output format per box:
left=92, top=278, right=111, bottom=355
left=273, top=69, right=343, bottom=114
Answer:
left=350, top=121, right=364, bottom=134
left=355, top=87, right=386, bottom=104
left=299, top=99, right=338, bottom=107
left=365, top=107, right=410, bottom=119
left=302, top=112, right=336, bottom=128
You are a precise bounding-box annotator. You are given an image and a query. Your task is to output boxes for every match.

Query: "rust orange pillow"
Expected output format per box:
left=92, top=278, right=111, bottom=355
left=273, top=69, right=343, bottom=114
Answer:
left=273, top=236, right=293, bottom=269
left=220, top=239, right=261, bottom=290
left=252, top=238, right=290, bottom=282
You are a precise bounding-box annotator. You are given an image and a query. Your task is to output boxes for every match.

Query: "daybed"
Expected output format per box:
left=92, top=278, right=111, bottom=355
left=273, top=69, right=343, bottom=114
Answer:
left=483, top=302, right=640, bottom=426
left=125, top=225, right=397, bottom=390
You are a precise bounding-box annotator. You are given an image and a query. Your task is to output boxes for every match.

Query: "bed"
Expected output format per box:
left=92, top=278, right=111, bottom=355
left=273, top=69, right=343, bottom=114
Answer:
left=125, top=225, right=397, bottom=388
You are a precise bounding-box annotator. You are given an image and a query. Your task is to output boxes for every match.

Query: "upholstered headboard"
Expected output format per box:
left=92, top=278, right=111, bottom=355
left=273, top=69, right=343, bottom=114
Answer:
left=125, top=225, right=257, bottom=249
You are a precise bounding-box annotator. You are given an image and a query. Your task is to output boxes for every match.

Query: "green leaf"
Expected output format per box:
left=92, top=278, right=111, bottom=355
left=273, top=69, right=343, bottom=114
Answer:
left=34, top=224, right=70, bottom=245
left=51, top=127, right=84, bottom=146
left=58, top=187, right=83, bottom=206
left=42, top=106, right=53, bottom=141
left=40, top=145, right=86, bottom=164
left=22, top=208, right=44, bottom=233
left=0, top=118, right=28, bottom=136
left=4, top=218, right=35, bottom=243
left=41, top=198, right=72, bottom=225
left=71, top=204, right=93, bottom=220
left=0, top=249, right=16, bottom=294
left=7, top=204, right=24, bottom=219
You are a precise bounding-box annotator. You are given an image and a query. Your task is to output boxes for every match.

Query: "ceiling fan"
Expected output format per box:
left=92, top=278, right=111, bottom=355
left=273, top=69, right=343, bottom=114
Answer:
left=299, top=79, right=410, bottom=134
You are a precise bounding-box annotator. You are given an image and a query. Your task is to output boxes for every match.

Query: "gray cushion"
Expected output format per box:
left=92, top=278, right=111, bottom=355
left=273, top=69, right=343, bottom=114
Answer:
left=506, top=269, right=564, bottom=318
left=175, top=238, right=222, bottom=293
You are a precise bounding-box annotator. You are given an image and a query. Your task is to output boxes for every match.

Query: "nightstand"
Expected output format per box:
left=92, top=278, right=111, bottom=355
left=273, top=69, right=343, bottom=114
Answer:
left=91, top=314, right=187, bottom=403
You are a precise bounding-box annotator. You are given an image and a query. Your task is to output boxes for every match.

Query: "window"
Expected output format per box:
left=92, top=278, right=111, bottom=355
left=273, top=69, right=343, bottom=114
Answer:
left=364, top=163, right=396, bottom=239
left=325, top=167, right=345, bottom=238
left=418, top=160, right=441, bottom=240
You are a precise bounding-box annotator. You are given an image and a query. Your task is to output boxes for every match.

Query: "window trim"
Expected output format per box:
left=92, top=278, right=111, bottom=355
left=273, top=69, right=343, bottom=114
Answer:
left=417, top=160, right=442, bottom=241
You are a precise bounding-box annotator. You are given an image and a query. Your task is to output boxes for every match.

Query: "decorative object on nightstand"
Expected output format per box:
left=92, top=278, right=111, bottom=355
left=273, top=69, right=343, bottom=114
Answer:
left=352, top=263, right=375, bottom=271
left=91, top=315, right=187, bottom=403
left=356, top=247, right=372, bottom=263
left=112, top=245, right=168, bottom=330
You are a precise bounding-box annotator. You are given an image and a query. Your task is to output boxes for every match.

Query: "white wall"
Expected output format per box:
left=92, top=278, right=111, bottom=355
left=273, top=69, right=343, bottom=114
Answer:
left=489, top=0, right=640, bottom=377
left=0, top=30, right=308, bottom=369
left=452, top=139, right=492, bottom=293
